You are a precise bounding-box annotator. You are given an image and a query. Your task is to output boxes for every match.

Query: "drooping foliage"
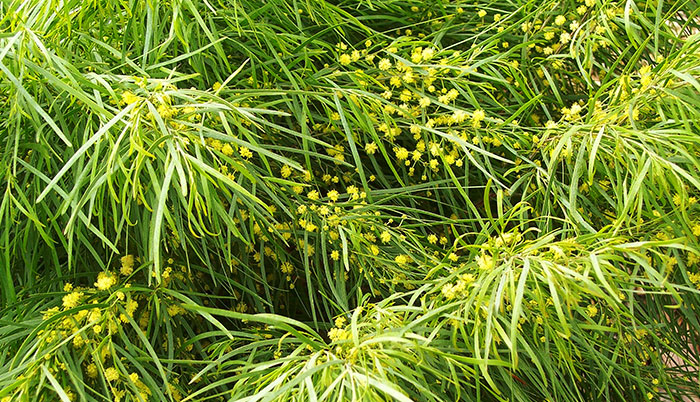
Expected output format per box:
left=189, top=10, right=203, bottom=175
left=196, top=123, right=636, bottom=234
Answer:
left=1, top=0, right=699, bottom=401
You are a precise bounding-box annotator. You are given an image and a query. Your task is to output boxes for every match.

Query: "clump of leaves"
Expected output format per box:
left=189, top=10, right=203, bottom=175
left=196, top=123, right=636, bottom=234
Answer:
left=1, top=0, right=699, bottom=400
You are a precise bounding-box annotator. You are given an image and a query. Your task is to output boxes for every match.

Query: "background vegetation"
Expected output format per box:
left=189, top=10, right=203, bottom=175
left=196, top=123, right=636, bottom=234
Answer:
left=1, top=0, right=699, bottom=400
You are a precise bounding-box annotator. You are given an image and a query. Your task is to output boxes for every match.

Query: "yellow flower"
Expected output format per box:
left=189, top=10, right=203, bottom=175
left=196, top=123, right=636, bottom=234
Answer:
left=380, top=231, right=391, bottom=243
left=692, top=224, right=700, bottom=236
left=476, top=253, right=494, bottom=270
left=62, top=291, right=83, bottom=309
left=339, top=54, right=352, bottom=65
left=43, top=306, right=59, bottom=320
left=394, top=147, right=409, bottom=161
left=365, top=142, right=378, bottom=155
left=672, top=193, right=683, bottom=206
left=86, top=363, right=98, bottom=379
left=441, top=283, right=457, bottom=299
left=167, top=304, right=185, bottom=316
left=560, top=32, right=571, bottom=44
left=280, top=165, right=292, bottom=178
left=411, top=50, right=423, bottom=64
left=689, top=273, right=700, bottom=285
left=240, top=147, right=253, bottom=159
left=281, top=261, right=294, bottom=274
left=120, top=255, right=135, bottom=276
left=307, top=190, right=320, bottom=200
left=95, top=272, right=116, bottom=291
left=555, top=15, right=567, bottom=26
left=105, top=367, right=120, bottom=382
left=477, top=9, right=486, bottom=18
left=328, top=327, right=350, bottom=342
left=394, top=254, right=410, bottom=265
left=327, top=190, right=339, bottom=202
left=221, top=143, right=234, bottom=156
left=125, top=299, right=138, bottom=317
left=330, top=250, right=340, bottom=261
left=471, top=110, right=486, bottom=128
left=378, top=58, right=392, bottom=70
left=586, top=304, right=598, bottom=317
left=451, top=110, right=467, bottom=124
left=121, top=91, right=142, bottom=105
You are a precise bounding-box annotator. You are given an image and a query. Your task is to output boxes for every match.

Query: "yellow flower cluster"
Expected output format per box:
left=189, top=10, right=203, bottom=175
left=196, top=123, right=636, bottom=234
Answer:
left=26, top=266, right=200, bottom=402
left=62, top=291, right=83, bottom=309
left=95, top=271, right=117, bottom=290
left=328, top=326, right=351, bottom=342
left=441, top=273, right=475, bottom=300
left=120, top=254, right=135, bottom=276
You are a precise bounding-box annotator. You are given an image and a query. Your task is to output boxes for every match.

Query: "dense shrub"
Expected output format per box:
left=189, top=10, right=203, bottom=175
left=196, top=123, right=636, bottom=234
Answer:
left=1, top=0, right=699, bottom=400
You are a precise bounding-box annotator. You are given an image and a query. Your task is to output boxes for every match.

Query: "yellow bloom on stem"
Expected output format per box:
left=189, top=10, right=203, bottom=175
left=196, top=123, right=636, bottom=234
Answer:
left=477, top=253, right=494, bottom=270
left=105, top=367, right=120, bottom=382
left=380, top=231, right=391, bottom=243
left=86, top=363, right=98, bottom=379
left=121, top=91, right=142, bottom=105
left=120, top=255, right=135, bottom=276
left=365, top=142, right=378, bottom=155
left=692, top=224, right=700, bottom=236
left=240, top=147, right=253, bottom=159
left=395, top=254, right=410, bottom=265
left=62, top=291, right=83, bottom=309
left=394, top=147, right=409, bottom=161
left=95, top=272, right=116, bottom=291
left=221, top=144, right=234, bottom=156
left=378, top=58, right=392, bottom=70
left=280, top=165, right=292, bottom=178
left=307, top=190, right=320, bottom=200
left=327, top=190, right=339, bottom=202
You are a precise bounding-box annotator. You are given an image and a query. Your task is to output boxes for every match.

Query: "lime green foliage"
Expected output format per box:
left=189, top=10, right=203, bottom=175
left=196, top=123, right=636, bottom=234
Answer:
left=1, top=0, right=700, bottom=400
